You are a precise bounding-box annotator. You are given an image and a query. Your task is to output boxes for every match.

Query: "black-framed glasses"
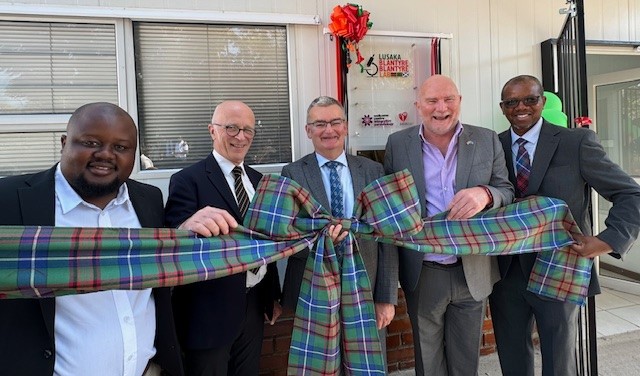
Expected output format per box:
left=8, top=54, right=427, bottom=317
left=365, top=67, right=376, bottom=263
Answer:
left=500, top=96, right=541, bottom=109
left=212, top=123, right=256, bottom=138
left=307, top=118, right=345, bottom=129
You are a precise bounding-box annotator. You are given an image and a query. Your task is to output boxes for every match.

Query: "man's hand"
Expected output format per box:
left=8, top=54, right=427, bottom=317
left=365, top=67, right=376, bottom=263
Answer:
left=570, top=234, right=613, bottom=258
left=178, top=206, right=238, bottom=237
left=327, top=224, right=348, bottom=244
left=375, top=303, right=395, bottom=330
left=265, top=300, right=283, bottom=325
left=447, top=186, right=491, bottom=220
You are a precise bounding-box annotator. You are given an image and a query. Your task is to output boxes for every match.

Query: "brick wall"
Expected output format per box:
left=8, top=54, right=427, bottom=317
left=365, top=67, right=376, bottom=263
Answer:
left=259, top=288, right=499, bottom=374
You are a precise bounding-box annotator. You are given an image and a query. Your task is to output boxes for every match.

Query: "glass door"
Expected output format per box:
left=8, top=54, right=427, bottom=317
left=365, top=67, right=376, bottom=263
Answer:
left=589, top=67, right=640, bottom=294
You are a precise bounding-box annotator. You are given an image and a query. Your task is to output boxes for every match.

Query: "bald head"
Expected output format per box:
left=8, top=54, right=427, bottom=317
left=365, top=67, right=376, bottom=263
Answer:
left=416, top=75, right=462, bottom=140
left=208, top=100, right=256, bottom=165
left=60, top=102, right=138, bottom=208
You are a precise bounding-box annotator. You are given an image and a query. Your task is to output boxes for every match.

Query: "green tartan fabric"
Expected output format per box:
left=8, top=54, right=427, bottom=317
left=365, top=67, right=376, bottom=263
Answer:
left=0, top=170, right=590, bottom=376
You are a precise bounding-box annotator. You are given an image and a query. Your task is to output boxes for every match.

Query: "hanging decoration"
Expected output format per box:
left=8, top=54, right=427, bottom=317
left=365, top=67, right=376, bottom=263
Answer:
left=574, top=116, right=592, bottom=127
left=328, top=3, right=373, bottom=71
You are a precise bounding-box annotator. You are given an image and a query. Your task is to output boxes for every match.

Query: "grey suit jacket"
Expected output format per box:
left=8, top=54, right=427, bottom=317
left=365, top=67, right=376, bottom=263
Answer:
left=499, top=121, right=640, bottom=296
left=384, top=123, right=514, bottom=300
left=280, top=153, right=399, bottom=308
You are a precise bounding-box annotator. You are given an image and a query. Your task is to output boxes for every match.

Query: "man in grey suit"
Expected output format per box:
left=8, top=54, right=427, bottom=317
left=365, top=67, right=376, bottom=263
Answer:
left=384, top=75, right=514, bottom=376
left=281, top=96, right=399, bottom=342
left=490, top=75, right=640, bottom=376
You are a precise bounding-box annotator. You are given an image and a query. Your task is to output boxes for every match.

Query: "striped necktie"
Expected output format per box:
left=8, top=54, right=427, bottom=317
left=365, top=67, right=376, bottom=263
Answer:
left=232, top=166, right=250, bottom=217
left=515, top=138, right=531, bottom=198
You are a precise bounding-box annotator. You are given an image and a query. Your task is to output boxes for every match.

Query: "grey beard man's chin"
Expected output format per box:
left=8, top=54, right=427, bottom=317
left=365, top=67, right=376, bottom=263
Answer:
left=71, top=176, right=122, bottom=200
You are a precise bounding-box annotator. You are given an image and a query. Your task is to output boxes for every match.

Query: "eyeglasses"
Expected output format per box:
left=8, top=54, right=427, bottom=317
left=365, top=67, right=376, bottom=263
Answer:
left=307, top=118, right=345, bottom=129
left=500, top=96, right=541, bottom=109
left=212, top=123, right=256, bottom=138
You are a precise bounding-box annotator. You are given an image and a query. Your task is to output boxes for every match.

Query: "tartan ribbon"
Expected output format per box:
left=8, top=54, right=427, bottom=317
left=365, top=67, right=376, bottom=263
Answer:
left=0, top=170, right=590, bottom=376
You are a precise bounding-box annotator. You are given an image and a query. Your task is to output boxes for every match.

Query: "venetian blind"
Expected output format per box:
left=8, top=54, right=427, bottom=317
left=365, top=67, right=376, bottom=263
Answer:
left=0, top=20, right=117, bottom=176
left=134, top=22, right=292, bottom=170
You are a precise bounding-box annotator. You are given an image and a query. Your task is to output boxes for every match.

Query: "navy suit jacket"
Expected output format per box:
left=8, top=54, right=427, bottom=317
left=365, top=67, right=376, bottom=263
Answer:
left=164, top=153, right=281, bottom=350
left=0, top=165, right=183, bottom=376
left=499, top=121, right=640, bottom=296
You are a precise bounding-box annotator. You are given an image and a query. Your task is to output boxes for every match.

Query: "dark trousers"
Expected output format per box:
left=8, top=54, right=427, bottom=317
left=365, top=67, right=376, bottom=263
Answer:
left=183, top=288, right=264, bottom=376
left=489, top=257, right=579, bottom=376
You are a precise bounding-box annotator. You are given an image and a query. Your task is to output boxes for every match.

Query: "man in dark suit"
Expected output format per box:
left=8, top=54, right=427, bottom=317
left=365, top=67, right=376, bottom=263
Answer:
left=384, top=75, right=514, bottom=376
left=164, top=100, right=282, bottom=376
left=490, top=75, right=640, bottom=376
left=0, top=102, right=183, bottom=376
left=280, top=96, right=399, bottom=338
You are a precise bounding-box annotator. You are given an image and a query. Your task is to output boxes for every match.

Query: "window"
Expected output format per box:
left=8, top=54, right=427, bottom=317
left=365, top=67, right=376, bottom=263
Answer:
left=134, top=22, right=292, bottom=170
left=0, top=20, right=118, bottom=176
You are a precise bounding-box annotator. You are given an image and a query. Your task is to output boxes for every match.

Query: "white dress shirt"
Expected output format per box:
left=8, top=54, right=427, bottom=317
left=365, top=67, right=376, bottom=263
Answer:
left=212, top=150, right=266, bottom=288
left=315, top=151, right=355, bottom=217
left=53, top=165, right=156, bottom=376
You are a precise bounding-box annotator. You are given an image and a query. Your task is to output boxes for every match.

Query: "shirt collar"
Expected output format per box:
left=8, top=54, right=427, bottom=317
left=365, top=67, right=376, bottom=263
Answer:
left=54, top=163, right=131, bottom=213
left=418, top=121, right=463, bottom=146
left=510, top=117, right=543, bottom=146
left=213, top=149, right=245, bottom=177
left=315, top=151, right=348, bottom=168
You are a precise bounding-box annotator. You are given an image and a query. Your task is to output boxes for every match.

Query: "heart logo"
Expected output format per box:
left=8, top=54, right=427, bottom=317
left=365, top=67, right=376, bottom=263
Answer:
left=398, top=112, right=408, bottom=122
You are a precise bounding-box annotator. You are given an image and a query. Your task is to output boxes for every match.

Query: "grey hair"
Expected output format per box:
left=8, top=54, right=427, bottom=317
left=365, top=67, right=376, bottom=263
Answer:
left=306, top=96, right=345, bottom=123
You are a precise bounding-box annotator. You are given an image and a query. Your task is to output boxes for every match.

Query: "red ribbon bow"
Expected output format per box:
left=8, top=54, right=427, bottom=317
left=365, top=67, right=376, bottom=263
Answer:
left=328, top=3, right=372, bottom=67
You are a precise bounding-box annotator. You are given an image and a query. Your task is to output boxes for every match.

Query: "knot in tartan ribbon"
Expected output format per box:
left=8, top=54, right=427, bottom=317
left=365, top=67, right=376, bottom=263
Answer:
left=0, top=169, right=591, bottom=376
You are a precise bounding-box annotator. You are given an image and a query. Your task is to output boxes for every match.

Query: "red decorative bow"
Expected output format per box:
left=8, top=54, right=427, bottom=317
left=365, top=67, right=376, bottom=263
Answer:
left=328, top=3, right=372, bottom=68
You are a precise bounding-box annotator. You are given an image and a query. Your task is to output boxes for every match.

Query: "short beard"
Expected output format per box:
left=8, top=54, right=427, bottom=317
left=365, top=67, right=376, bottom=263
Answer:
left=70, top=174, right=122, bottom=201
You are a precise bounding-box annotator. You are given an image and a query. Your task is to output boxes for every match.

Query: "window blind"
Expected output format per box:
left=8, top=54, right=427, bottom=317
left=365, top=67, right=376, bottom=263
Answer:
left=134, top=22, right=292, bottom=170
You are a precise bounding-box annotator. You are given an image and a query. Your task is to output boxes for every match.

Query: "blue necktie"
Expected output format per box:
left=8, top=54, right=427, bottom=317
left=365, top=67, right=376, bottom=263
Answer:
left=325, top=161, right=344, bottom=218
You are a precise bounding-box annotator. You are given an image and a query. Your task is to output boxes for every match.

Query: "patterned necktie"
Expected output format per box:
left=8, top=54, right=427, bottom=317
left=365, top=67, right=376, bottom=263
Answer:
left=232, top=166, right=259, bottom=275
left=515, top=138, right=531, bottom=198
left=232, top=166, right=250, bottom=217
left=325, top=161, right=344, bottom=217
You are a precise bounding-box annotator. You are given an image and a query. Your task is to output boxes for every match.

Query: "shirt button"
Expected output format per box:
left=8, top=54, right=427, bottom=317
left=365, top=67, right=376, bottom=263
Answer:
left=123, top=316, right=132, bottom=324
left=43, top=349, right=53, bottom=359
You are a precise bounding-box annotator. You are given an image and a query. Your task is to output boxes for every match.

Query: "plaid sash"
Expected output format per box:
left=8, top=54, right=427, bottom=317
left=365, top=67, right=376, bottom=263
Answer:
left=0, top=170, right=589, bottom=376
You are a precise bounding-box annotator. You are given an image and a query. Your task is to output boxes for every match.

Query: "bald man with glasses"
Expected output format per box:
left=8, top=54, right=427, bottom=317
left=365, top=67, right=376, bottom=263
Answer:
left=164, top=101, right=282, bottom=376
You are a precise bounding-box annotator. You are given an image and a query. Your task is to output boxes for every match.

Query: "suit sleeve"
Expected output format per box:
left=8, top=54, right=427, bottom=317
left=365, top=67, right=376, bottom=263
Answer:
left=486, top=131, right=515, bottom=208
left=578, top=130, right=640, bottom=258
left=164, top=172, right=199, bottom=228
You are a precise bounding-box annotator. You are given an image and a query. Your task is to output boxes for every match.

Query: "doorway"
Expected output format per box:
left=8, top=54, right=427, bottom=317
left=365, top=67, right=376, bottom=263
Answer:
left=588, top=50, right=640, bottom=294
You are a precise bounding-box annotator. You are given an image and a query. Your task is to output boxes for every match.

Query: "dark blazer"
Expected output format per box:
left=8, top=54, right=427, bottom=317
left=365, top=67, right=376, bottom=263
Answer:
left=384, top=123, right=514, bottom=300
left=498, top=121, right=640, bottom=295
left=280, top=153, right=399, bottom=309
left=164, top=153, right=281, bottom=350
left=0, top=165, right=183, bottom=376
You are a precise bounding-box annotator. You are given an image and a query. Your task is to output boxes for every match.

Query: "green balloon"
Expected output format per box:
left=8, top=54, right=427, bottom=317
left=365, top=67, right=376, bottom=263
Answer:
left=542, top=109, right=568, bottom=128
left=543, top=91, right=563, bottom=111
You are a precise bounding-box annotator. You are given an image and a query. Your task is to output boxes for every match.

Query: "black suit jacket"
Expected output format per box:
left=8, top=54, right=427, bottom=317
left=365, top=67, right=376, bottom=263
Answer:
left=0, top=165, right=183, bottom=376
left=164, top=154, right=281, bottom=350
left=499, top=121, right=640, bottom=296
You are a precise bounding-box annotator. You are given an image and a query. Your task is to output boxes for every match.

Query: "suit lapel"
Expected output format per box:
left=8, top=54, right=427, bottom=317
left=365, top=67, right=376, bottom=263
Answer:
left=19, top=167, right=56, bottom=226
left=527, top=121, right=559, bottom=195
left=300, top=153, right=330, bottom=209
left=405, top=128, right=427, bottom=211
left=205, top=154, right=242, bottom=219
left=456, top=125, right=475, bottom=190
left=499, top=131, right=517, bottom=184
left=346, top=154, right=365, bottom=196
